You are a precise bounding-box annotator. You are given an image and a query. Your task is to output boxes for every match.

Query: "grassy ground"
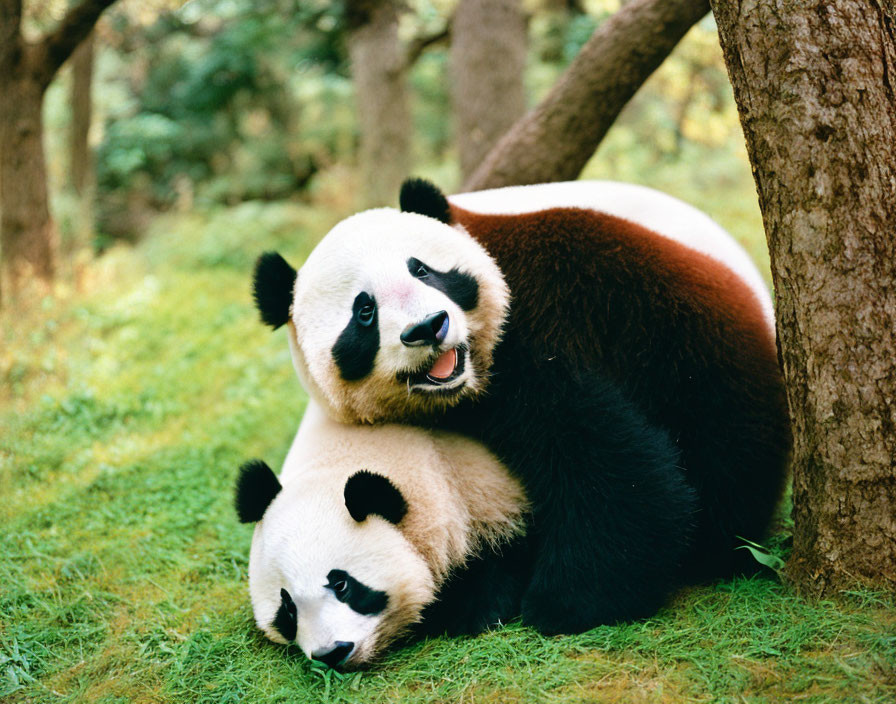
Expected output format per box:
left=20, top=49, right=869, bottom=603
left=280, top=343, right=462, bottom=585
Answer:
left=2, top=196, right=894, bottom=704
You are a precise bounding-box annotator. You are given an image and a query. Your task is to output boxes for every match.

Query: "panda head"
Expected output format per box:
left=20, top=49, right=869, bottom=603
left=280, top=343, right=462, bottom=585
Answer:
left=235, top=460, right=434, bottom=669
left=253, top=179, right=510, bottom=423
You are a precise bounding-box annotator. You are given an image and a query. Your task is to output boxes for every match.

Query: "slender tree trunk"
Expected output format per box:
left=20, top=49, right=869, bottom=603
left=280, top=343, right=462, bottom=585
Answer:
left=346, top=0, right=412, bottom=207
left=68, top=29, right=95, bottom=253
left=712, top=0, right=896, bottom=596
left=450, top=0, right=527, bottom=181
left=0, top=63, right=57, bottom=294
left=464, top=0, right=709, bottom=191
left=69, top=29, right=94, bottom=196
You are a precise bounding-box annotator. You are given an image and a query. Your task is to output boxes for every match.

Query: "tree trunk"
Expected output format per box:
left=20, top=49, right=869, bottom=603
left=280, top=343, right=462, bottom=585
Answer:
left=450, top=0, right=527, bottom=182
left=711, top=0, right=896, bottom=596
left=0, top=0, right=117, bottom=301
left=346, top=0, right=412, bottom=207
left=69, top=29, right=94, bottom=197
left=68, top=28, right=95, bottom=253
left=0, top=67, right=57, bottom=295
left=464, top=0, right=709, bottom=191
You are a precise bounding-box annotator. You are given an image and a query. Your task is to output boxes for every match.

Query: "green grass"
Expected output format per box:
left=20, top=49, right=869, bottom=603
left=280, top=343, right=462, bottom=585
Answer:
left=2, top=199, right=894, bottom=704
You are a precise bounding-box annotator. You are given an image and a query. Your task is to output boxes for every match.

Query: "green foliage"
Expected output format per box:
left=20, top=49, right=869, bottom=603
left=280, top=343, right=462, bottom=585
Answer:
left=94, top=0, right=352, bottom=241
left=2, top=203, right=895, bottom=703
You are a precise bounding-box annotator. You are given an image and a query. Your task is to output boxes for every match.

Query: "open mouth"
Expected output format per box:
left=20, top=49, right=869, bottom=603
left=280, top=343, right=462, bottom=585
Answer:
left=407, top=346, right=467, bottom=391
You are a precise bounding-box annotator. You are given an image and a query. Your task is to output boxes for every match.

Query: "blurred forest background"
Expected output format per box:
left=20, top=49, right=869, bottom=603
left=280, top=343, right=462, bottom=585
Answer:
left=30, top=0, right=763, bottom=268
left=3, top=1, right=894, bottom=703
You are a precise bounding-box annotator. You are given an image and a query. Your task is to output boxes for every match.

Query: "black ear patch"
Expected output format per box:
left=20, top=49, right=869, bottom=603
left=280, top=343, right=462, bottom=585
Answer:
left=272, top=588, right=297, bottom=641
left=399, top=178, right=452, bottom=224
left=344, top=470, right=408, bottom=524
left=252, top=252, right=297, bottom=329
left=234, top=459, right=282, bottom=523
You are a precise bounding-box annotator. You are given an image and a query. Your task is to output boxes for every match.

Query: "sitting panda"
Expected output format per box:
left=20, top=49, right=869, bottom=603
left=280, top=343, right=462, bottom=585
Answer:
left=235, top=401, right=529, bottom=669
left=252, top=180, right=791, bottom=634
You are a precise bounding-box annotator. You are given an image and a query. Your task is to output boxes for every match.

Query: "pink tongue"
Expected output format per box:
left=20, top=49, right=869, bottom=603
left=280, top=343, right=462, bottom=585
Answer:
left=428, top=349, right=457, bottom=379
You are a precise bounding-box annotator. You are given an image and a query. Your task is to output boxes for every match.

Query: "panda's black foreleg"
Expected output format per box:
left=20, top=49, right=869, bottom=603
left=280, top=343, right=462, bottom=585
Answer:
left=483, top=369, right=697, bottom=635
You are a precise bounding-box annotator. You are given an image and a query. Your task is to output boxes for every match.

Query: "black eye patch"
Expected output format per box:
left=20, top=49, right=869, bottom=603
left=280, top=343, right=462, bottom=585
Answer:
left=272, top=588, right=297, bottom=641
left=326, top=569, right=388, bottom=615
left=407, top=257, right=479, bottom=311
left=332, top=292, right=380, bottom=381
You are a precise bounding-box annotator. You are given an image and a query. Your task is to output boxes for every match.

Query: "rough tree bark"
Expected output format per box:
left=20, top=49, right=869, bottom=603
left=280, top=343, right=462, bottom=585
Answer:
left=464, top=0, right=709, bottom=191
left=450, top=0, right=527, bottom=181
left=712, top=0, right=896, bottom=596
left=0, top=0, right=116, bottom=300
left=345, top=0, right=412, bottom=208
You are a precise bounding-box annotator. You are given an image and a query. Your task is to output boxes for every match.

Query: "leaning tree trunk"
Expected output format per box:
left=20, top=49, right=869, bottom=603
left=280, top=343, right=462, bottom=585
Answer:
left=450, top=0, right=527, bottom=182
left=346, top=0, right=412, bottom=207
left=712, top=0, right=896, bottom=596
left=464, top=0, right=709, bottom=191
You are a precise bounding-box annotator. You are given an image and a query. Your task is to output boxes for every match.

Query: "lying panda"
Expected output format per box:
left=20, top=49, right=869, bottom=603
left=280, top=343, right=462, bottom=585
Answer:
left=253, top=180, right=791, bottom=634
left=235, top=401, right=529, bottom=669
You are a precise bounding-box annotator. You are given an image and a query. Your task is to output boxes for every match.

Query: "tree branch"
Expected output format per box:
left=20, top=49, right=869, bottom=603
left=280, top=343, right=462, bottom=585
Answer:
left=34, top=0, right=117, bottom=84
left=405, top=25, right=450, bottom=68
left=464, top=0, right=709, bottom=191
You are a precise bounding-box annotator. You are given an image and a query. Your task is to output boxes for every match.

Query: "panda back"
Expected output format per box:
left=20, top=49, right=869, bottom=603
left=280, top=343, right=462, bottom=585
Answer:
left=449, top=180, right=773, bottom=329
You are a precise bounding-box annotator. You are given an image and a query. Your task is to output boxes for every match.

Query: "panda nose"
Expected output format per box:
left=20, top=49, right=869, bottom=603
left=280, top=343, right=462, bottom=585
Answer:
left=311, top=641, right=355, bottom=669
left=400, top=311, right=449, bottom=347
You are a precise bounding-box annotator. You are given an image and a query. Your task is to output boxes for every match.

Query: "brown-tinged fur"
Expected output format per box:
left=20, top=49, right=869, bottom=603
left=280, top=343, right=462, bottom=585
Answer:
left=449, top=204, right=790, bottom=578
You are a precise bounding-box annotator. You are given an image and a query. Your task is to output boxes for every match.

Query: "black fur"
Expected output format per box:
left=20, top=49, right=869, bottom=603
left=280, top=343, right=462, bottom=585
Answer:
left=457, top=207, right=791, bottom=588
left=399, top=178, right=452, bottom=224
left=407, top=257, right=479, bottom=311
left=327, top=569, right=388, bottom=615
left=408, top=205, right=794, bottom=634
left=445, top=360, right=697, bottom=634
left=253, top=252, right=297, bottom=329
left=234, top=459, right=282, bottom=523
left=344, top=470, right=408, bottom=524
left=332, top=293, right=380, bottom=381
left=414, top=534, right=532, bottom=638
left=272, top=588, right=297, bottom=641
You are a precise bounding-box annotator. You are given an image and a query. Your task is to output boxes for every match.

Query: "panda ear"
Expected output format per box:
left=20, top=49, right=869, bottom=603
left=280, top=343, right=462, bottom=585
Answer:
left=344, top=470, right=408, bottom=524
left=399, top=178, right=452, bottom=225
left=252, top=252, right=297, bottom=329
left=235, top=459, right=282, bottom=523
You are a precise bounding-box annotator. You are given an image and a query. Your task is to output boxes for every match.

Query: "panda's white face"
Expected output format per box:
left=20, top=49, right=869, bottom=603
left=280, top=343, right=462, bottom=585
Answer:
left=289, top=208, right=509, bottom=423
left=248, top=480, right=434, bottom=669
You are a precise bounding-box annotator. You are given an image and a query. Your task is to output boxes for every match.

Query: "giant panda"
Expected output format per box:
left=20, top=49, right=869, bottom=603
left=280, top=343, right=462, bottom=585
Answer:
left=235, top=401, right=529, bottom=669
left=252, top=180, right=791, bottom=634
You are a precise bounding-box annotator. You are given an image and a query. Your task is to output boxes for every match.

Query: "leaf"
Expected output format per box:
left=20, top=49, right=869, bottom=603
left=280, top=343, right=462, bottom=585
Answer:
left=735, top=537, right=786, bottom=572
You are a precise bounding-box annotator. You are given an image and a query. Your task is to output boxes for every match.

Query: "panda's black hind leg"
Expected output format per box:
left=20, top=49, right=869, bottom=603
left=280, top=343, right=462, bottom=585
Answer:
left=481, top=369, right=697, bottom=634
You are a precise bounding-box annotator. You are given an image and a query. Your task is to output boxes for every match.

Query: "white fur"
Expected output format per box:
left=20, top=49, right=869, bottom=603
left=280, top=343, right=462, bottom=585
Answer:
left=286, top=180, right=774, bottom=426
left=290, top=209, right=510, bottom=423
left=450, top=181, right=775, bottom=329
left=249, top=402, right=527, bottom=667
